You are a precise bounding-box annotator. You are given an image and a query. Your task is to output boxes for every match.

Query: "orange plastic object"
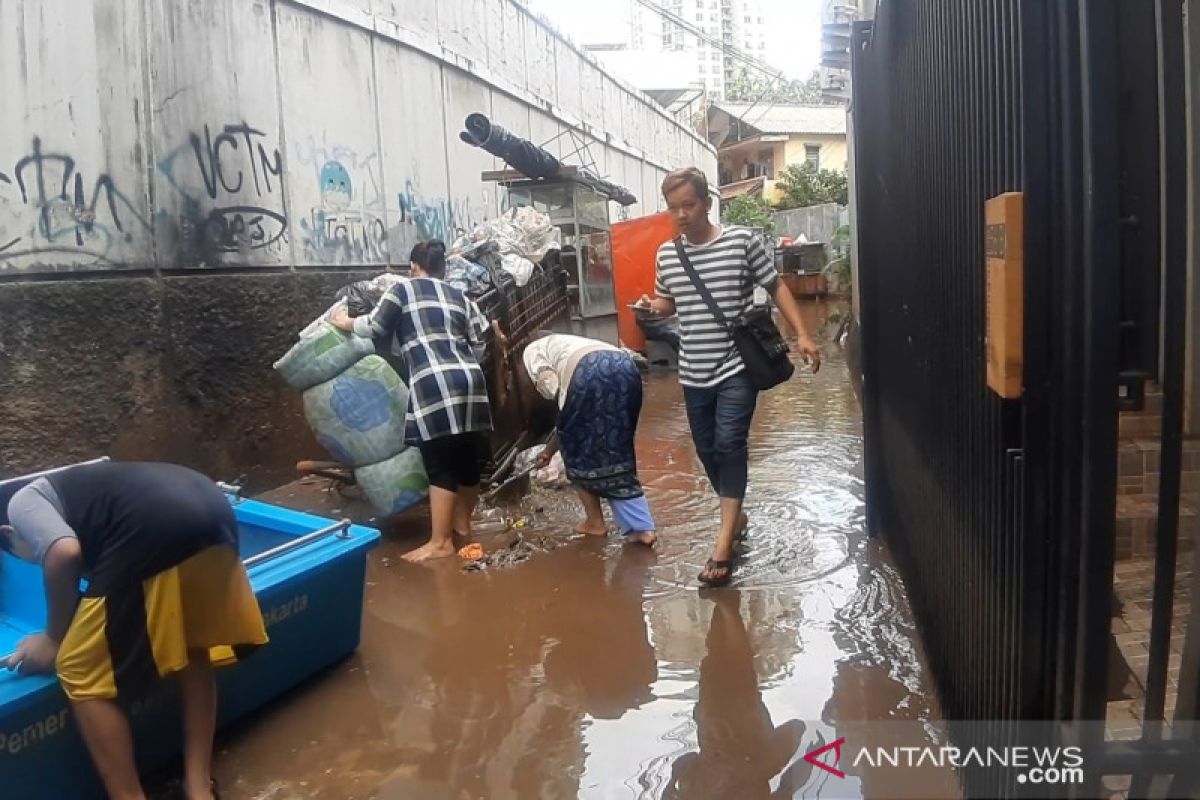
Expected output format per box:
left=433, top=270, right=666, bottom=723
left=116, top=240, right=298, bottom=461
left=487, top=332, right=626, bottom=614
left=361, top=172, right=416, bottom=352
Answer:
left=611, top=212, right=678, bottom=352
left=458, top=543, right=485, bottom=561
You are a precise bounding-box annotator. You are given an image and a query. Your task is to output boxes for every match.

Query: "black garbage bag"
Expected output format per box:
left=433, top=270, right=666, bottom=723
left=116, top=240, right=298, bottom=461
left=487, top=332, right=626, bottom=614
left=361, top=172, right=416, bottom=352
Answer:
left=459, top=113, right=561, bottom=179
left=637, top=313, right=681, bottom=353
left=335, top=280, right=388, bottom=318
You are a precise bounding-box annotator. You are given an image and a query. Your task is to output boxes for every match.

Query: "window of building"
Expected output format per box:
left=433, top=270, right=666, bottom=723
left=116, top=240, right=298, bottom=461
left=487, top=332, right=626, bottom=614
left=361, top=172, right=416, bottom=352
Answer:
left=805, top=144, right=821, bottom=170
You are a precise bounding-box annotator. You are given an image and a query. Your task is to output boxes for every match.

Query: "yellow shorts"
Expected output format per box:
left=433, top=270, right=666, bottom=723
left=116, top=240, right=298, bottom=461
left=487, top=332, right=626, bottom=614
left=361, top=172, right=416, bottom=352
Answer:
left=55, top=545, right=269, bottom=701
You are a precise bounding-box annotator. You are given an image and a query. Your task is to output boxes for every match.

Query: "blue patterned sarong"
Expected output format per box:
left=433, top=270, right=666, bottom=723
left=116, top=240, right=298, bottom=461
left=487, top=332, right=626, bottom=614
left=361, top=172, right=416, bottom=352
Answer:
left=559, top=351, right=645, bottom=500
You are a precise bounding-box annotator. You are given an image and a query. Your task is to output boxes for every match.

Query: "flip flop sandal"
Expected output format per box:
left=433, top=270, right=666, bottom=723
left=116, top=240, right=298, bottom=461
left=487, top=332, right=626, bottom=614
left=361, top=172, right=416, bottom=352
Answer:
left=698, top=558, right=735, bottom=587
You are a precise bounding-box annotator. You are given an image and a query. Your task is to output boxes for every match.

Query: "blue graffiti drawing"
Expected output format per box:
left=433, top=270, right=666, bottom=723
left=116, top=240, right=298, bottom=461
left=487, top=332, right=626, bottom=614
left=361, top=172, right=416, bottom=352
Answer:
left=319, top=161, right=352, bottom=210
left=300, top=155, right=386, bottom=265
left=395, top=179, right=493, bottom=247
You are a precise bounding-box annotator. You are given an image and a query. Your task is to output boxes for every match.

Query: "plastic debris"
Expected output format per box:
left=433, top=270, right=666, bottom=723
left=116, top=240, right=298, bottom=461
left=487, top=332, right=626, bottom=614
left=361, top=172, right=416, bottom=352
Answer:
left=458, top=543, right=485, bottom=561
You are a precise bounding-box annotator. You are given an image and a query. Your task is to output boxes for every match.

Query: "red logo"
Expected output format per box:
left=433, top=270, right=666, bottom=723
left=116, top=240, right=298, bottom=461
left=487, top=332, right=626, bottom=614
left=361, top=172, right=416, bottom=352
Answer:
left=804, top=737, right=847, bottom=779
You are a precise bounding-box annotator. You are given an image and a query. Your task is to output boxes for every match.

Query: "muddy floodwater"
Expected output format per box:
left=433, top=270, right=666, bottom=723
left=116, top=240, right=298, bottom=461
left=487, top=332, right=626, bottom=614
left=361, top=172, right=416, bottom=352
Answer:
left=215, top=304, right=958, bottom=800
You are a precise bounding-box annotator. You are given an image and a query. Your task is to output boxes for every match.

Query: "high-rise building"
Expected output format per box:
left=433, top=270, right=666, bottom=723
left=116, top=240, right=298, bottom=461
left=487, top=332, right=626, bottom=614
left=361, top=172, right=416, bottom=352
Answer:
left=819, top=0, right=877, bottom=103
left=582, top=0, right=768, bottom=100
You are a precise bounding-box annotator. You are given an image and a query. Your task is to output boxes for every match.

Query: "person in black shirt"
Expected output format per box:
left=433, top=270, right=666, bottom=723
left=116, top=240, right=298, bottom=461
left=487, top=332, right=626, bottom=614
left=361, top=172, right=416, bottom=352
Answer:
left=1, top=461, right=268, bottom=800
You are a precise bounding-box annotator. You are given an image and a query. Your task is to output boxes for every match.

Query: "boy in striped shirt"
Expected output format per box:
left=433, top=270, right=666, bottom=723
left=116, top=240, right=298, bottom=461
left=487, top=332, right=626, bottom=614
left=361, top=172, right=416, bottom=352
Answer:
left=639, top=167, right=821, bottom=587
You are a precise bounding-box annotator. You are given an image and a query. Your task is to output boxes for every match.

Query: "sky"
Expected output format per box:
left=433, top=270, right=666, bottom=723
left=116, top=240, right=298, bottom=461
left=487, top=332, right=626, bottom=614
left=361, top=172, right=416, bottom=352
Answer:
left=525, top=0, right=824, bottom=82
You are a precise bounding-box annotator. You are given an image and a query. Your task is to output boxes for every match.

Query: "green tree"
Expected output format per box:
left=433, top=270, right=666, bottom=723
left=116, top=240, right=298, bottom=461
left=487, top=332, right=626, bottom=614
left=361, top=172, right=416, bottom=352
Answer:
left=775, top=163, right=849, bottom=209
left=721, top=193, right=776, bottom=233
left=724, top=68, right=835, bottom=106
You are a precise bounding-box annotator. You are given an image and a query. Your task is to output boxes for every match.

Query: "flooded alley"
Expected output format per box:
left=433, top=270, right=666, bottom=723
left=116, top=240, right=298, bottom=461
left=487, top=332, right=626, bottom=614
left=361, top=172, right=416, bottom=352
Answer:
left=213, top=305, right=956, bottom=800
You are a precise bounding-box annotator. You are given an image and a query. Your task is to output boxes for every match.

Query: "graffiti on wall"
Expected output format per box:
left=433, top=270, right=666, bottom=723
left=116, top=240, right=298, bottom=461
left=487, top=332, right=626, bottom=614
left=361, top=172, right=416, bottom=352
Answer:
left=157, top=122, right=289, bottom=261
left=292, top=137, right=388, bottom=265
left=1, top=130, right=516, bottom=271
left=392, top=178, right=495, bottom=257
left=0, top=137, right=153, bottom=266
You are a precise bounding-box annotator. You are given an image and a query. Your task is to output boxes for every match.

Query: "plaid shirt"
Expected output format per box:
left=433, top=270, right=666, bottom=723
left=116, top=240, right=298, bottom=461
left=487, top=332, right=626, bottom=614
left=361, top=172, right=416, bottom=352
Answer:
left=353, top=277, right=493, bottom=444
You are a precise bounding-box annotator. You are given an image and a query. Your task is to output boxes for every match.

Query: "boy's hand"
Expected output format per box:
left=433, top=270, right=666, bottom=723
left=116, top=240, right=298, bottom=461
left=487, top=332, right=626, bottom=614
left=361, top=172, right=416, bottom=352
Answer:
left=6, top=633, right=59, bottom=675
left=796, top=334, right=821, bottom=373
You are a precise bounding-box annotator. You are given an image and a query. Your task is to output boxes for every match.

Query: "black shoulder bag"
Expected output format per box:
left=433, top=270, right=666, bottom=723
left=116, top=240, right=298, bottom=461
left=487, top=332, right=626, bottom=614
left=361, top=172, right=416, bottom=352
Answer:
left=673, top=237, right=794, bottom=391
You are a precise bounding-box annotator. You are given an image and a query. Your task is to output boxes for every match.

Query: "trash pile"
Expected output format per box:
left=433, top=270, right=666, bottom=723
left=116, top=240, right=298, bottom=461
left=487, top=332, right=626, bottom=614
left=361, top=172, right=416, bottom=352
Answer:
left=274, top=207, right=569, bottom=519
left=451, top=206, right=561, bottom=288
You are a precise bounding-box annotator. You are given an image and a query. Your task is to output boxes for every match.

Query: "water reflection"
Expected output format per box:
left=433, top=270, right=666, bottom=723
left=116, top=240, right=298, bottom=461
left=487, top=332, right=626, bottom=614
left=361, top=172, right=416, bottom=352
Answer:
left=664, top=591, right=812, bottom=799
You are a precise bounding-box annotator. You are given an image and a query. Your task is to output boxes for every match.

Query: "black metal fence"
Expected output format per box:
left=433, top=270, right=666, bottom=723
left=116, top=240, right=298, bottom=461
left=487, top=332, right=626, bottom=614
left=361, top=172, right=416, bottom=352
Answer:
left=853, top=0, right=1194, bottom=796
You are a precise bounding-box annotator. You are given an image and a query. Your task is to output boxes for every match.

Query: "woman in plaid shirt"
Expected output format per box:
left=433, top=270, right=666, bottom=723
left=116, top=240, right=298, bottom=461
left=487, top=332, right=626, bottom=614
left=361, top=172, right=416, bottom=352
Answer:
left=331, top=241, right=504, bottom=562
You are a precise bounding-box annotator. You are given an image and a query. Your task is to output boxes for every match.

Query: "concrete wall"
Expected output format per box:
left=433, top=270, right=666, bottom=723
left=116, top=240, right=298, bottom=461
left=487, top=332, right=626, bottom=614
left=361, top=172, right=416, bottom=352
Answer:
left=772, top=203, right=848, bottom=247
left=0, top=0, right=717, bottom=484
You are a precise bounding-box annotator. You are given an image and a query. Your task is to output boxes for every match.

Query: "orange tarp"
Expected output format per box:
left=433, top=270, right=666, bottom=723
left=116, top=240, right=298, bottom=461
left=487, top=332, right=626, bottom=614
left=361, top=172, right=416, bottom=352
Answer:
left=611, top=212, right=677, bottom=351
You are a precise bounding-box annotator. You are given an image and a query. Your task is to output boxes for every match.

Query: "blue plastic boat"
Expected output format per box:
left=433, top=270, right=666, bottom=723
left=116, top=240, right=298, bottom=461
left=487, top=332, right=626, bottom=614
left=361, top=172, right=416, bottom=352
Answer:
left=0, top=459, right=380, bottom=799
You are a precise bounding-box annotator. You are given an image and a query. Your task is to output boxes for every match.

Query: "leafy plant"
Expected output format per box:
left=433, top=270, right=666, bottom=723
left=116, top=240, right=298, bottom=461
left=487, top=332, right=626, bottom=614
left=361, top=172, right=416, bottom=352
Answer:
left=724, top=68, right=838, bottom=106
left=775, top=163, right=849, bottom=209
left=721, top=193, right=776, bottom=234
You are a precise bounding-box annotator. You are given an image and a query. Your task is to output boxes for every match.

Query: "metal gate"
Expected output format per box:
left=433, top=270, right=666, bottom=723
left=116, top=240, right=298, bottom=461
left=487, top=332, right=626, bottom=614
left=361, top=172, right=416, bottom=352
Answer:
left=853, top=0, right=1194, bottom=796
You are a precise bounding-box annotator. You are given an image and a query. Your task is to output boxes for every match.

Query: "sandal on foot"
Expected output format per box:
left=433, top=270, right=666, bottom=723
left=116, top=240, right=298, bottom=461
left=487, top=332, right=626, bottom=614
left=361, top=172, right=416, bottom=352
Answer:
left=698, top=558, right=734, bottom=587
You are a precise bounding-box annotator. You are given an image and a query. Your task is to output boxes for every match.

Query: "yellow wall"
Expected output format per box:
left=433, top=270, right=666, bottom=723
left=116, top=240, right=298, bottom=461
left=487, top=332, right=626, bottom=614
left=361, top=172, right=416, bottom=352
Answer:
left=784, top=134, right=849, bottom=173
left=719, top=141, right=786, bottom=184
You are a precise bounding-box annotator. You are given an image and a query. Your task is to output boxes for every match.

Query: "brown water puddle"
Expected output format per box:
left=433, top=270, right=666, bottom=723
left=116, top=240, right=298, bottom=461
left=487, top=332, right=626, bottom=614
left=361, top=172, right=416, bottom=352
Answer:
left=218, top=304, right=960, bottom=799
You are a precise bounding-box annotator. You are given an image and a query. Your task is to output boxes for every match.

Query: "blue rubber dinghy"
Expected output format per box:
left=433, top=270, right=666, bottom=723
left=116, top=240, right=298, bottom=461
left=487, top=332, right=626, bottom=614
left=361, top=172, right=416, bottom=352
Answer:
left=0, top=460, right=380, bottom=799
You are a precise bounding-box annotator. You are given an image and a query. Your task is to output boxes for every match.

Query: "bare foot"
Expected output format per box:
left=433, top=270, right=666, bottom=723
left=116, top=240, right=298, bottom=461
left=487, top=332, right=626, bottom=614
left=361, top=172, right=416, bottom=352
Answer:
left=573, top=520, right=608, bottom=536
left=403, top=540, right=458, bottom=563
left=624, top=531, right=658, bottom=547
left=452, top=530, right=472, bottom=550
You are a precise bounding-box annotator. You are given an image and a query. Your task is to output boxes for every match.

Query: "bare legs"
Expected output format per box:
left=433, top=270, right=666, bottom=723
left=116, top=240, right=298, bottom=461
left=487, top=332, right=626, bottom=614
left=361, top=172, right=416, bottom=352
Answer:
left=179, top=651, right=217, bottom=800
left=72, top=699, right=145, bottom=800
left=573, top=487, right=608, bottom=536
left=698, top=499, right=748, bottom=584
left=406, top=484, right=482, bottom=562
left=73, top=650, right=217, bottom=800
left=405, top=486, right=460, bottom=562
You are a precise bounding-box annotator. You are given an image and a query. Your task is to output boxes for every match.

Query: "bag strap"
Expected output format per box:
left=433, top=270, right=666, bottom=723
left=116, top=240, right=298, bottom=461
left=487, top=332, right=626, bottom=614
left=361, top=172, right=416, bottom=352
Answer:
left=674, top=237, right=731, bottom=331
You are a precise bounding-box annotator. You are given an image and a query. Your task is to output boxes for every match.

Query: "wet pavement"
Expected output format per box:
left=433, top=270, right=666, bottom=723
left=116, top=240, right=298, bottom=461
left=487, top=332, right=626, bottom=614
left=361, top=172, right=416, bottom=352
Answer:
left=216, top=304, right=959, bottom=799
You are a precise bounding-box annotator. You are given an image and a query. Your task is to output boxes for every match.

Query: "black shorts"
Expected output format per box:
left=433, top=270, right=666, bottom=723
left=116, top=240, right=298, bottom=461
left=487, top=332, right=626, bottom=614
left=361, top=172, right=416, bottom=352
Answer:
left=417, top=432, right=489, bottom=491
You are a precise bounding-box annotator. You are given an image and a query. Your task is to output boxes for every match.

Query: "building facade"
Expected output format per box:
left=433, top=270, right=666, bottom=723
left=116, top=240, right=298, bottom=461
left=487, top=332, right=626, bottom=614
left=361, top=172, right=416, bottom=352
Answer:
left=708, top=103, right=847, bottom=202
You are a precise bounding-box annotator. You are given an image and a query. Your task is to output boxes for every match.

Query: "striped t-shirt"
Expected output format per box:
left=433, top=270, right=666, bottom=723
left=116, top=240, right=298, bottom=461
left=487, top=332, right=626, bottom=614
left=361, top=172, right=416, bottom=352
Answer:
left=654, top=226, right=780, bottom=388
